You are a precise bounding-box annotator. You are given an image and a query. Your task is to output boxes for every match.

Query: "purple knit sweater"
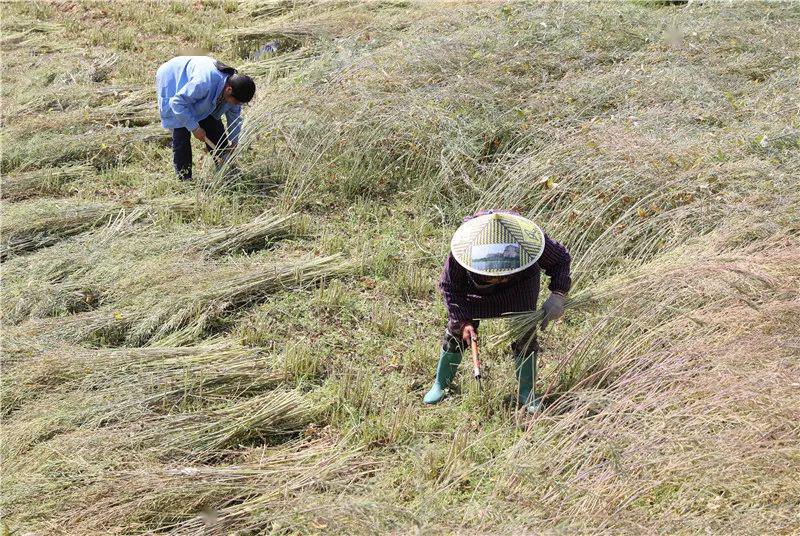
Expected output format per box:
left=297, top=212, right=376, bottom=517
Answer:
left=439, top=226, right=571, bottom=324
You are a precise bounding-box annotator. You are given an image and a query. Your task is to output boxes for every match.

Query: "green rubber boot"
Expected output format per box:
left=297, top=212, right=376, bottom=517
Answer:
left=515, top=351, right=542, bottom=413
left=423, top=350, right=462, bottom=404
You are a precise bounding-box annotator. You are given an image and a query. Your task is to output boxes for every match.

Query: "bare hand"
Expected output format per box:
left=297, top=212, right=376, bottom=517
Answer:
left=461, top=323, right=477, bottom=342
left=192, top=127, right=206, bottom=141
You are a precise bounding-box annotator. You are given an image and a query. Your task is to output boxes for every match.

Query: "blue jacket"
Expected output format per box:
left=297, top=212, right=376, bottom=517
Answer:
left=156, top=56, right=242, bottom=142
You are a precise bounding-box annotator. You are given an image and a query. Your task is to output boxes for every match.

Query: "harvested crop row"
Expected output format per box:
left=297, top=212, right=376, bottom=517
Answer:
left=0, top=344, right=284, bottom=417
left=32, top=438, right=380, bottom=535
left=12, top=253, right=354, bottom=347
left=0, top=125, right=170, bottom=173
left=0, top=199, right=195, bottom=260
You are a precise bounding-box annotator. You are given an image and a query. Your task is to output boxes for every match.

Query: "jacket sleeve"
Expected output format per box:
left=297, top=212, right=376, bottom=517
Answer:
left=168, top=77, right=208, bottom=132
left=538, top=234, right=572, bottom=294
left=438, top=254, right=472, bottom=322
left=225, top=105, right=243, bottom=143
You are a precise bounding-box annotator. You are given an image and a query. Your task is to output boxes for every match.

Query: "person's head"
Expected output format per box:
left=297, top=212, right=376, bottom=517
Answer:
left=223, top=74, right=256, bottom=105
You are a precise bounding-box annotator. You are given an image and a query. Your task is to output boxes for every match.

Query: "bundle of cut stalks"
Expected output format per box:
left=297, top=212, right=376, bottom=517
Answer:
left=0, top=20, right=70, bottom=53
left=0, top=203, right=121, bottom=260
left=20, top=100, right=157, bottom=134
left=223, top=23, right=322, bottom=51
left=9, top=81, right=154, bottom=132
left=496, top=287, right=600, bottom=349
left=3, top=125, right=170, bottom=172
left=147, top=390, right=315, bottom=457
left=4, top=280, right=101, bottom=326
left=94, top=198, right=196, bottom=245
left=189, top=212, right=297, bottom=257
left=91, top=88, right=157, bottom=127
left=238, top=48, right=313, bottom=78
left=0, top=84, right=141, bottom=121
left=126, top=254, right=352, bottom=345
left=10, top=307, right=137, bottom=349
left=0, top=199, right=195, bottom=260
left=0, top=164, right=93, bottom=201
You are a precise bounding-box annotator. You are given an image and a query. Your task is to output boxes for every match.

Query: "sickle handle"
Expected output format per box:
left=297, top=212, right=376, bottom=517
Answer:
left=470, top=339, right=481, bottom=379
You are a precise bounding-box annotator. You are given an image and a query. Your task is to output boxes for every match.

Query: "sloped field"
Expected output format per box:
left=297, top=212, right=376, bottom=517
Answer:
left=1, top=1, right=798, bottom=534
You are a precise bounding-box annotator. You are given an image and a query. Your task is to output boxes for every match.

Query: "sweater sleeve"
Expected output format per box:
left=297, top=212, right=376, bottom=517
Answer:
left=168, top=77, right=209, bottom=132
left=538, top=234, right=572, bottom=294
left=438, top=254, right=472, bottom=322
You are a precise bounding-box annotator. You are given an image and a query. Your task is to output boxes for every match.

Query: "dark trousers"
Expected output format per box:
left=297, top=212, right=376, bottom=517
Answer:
left=172, top=115, right=228, bottom=180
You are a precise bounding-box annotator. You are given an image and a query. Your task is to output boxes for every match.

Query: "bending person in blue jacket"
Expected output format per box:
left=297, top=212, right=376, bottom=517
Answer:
left=156, top=56, right=255, bottom=181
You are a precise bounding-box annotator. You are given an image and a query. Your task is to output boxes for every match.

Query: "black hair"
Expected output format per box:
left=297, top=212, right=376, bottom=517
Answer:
left=213, top=60, right=255, bottom=103
left=229, top=74, right=256, bottom=103
left=213, top=60, right=237, bottom=76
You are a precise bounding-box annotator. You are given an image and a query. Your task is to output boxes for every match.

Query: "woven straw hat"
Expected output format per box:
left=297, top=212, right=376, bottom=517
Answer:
left=450, top=212, right=544, bottom=276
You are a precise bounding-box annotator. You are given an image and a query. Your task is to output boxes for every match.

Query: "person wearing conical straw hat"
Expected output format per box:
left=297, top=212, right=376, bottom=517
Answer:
left=156, top=56, right=255, bottom=181
left=423, top=210, right=571, bottom=412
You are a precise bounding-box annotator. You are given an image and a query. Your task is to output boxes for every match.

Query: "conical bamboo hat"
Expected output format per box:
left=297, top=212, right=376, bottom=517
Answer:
left=450, top=212, right=544, bottom=276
